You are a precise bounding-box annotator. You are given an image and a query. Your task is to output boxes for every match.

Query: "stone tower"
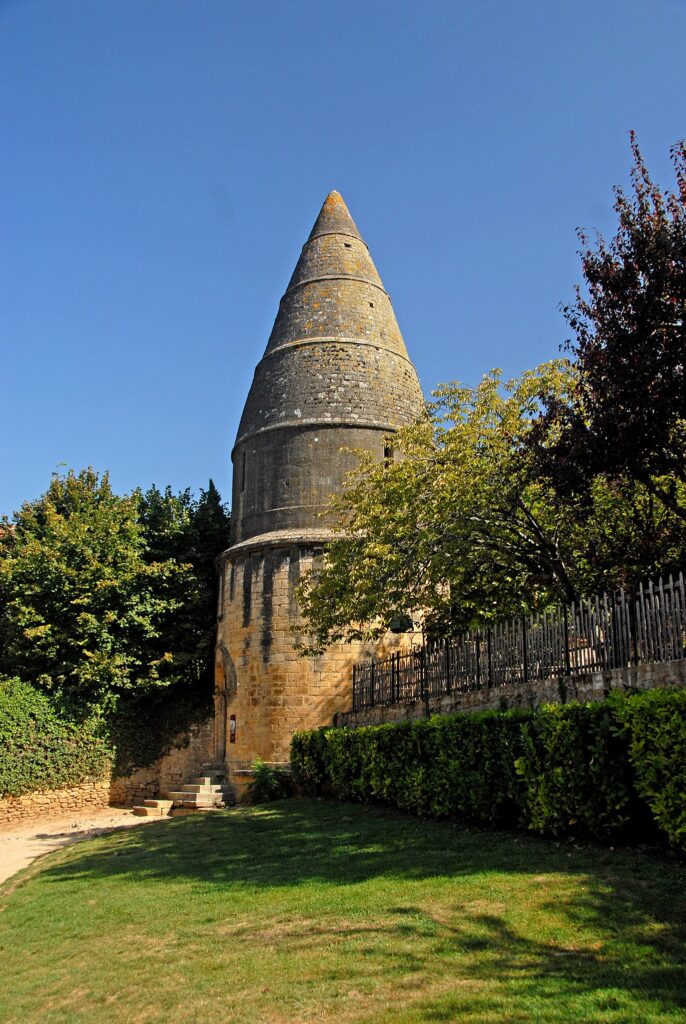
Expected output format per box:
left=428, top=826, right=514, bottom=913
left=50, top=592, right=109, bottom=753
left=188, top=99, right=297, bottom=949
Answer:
left=214, top=191, right=423, bottom=776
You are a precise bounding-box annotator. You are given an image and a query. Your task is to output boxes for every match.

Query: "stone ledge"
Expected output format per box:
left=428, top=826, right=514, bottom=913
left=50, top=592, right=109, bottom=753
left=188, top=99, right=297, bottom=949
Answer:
left=232, top=416, right=401, bottom=451
left=259, top=335, right=417, bottom=367
left=219, top=529, right=336, bottom=559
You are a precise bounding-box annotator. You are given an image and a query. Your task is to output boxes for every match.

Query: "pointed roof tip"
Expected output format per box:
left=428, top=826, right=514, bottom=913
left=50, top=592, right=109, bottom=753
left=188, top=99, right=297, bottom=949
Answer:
left=308, top=188, right=363, bottom=242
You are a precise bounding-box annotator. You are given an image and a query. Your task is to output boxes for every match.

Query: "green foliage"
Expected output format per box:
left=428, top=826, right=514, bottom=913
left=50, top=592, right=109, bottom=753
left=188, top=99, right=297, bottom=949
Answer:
left=298, top=363, right=582, bottom=649
left=137, top=480, right=231, bottom=702
left=320, top=712, right=530, bottom=826
left=297, top=362, right=685, bottom=651
left=291, top=689, right=686, bottom=850
left=0, top=469, right=187, bottom=713
left=515, top=701, right=640, bottom=840
left=290, top=728, right=330, bottom=795
left=0, top=677, right=112, bottom=797
left=293, top=713, right=529, bottom=828
left=245, top=758, right=292, bottom=804
left=297, top=142, right=686, bottom=650
left=618, top=688, right=686, bottom=848
left=0, top=469, right=230, bottom=776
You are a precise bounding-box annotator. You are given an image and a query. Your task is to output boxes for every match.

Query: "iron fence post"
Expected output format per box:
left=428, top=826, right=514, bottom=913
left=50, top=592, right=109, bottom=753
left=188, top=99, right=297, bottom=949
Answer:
left=522, top=615, right=528, bottom=684
left=629, top=584, right=639, bottom=666
left=420, top=647, right=430, bottom=716
left=563, top=605, right=571, bottom=676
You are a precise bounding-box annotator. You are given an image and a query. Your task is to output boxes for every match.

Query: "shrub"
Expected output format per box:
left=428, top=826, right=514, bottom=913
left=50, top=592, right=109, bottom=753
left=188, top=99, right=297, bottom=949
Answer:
left=245, top=759, right=292, bottom=804
left=290, top=688, right=686, bottom=850
left=290, top=728, right=329, bottom=795
left=618, top=688, right=686, bottom=848
left=292, top=710, right=531, bottom=828
left=0, top=677, right=112, bottom=798
left=515, top=701, right=640, bottom=840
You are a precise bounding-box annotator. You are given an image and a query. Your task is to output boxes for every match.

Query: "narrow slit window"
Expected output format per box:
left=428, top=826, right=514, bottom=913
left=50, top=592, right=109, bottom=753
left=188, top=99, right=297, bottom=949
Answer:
left=384, top=443, right=394, bottom=465
left=241, top=451, right=246, bottom=492
left=344, top=242, right=352, bottom=248
left=369, top=302, right=374, bottom=308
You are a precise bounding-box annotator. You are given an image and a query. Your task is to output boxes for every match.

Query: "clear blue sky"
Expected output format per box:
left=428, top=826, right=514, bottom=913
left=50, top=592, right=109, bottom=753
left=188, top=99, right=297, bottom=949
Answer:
left=2, top=0, right=684, bottom=516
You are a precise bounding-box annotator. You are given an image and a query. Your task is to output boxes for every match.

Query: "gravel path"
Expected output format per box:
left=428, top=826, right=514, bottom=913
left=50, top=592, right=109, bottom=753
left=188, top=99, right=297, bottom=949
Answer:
left=0, top=808, right=166, bottom=886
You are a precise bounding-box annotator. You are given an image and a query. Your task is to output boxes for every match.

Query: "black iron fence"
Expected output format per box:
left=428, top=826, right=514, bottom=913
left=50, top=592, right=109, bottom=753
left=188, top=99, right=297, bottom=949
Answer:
left=352, top=572, right=686, bottom=712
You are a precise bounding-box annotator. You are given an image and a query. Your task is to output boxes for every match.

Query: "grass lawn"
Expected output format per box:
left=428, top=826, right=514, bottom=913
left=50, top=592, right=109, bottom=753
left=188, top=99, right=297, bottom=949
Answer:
left=0, top=800, right=685, bottom=1023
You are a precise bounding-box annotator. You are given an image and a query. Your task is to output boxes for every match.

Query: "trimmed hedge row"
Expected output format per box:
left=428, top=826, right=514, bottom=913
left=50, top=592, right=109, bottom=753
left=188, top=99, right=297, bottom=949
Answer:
left=0, top=678, right=113, bottom=798
left=291, top=688, right=686, bottom=850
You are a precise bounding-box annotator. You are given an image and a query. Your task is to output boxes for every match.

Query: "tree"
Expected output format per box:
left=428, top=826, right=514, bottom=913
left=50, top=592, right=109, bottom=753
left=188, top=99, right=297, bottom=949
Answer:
left=298, top=364, right=579, bottom=651
left=0, top=470, right=231, bottom=718
left=137, top=480, right=231, bottom=697
left=298, top=140, right=686, bottom=651
left=540, top=135, right=686, bottom=520
left=0, top=469, right=188, bottom=713
left=298, top=360, right=686, bottom=652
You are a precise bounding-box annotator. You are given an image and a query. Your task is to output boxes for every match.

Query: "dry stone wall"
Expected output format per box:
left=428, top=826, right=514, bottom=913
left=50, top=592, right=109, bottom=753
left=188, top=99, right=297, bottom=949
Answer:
left=0, top=717, right=215, bottom=829
left=108, top=716, right=215, bottom=806
left=0, top=780, right=112, bottom=829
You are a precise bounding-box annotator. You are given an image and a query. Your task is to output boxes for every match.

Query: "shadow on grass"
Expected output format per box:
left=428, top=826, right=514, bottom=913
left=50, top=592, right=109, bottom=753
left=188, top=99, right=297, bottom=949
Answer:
left=27, top=799, right=686, bottom=1018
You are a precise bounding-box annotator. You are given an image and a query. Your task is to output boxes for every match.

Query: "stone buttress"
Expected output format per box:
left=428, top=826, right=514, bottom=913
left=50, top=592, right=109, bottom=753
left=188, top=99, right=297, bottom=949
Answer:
left=214, top=191, right=423, bottom=775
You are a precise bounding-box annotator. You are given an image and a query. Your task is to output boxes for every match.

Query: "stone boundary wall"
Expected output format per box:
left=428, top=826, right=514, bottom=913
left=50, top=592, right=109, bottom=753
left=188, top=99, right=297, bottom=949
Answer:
left=108, top=717, right=215, bottom=806
left=333, top=659, right=686, bottom=729
left=0, top=717, right=215, bottom=830
left=0, top=780, right=112, bottom=829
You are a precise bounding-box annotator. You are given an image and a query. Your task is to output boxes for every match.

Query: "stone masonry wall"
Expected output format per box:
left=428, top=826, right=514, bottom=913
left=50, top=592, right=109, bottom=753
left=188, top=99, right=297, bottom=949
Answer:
left=215, top=543, right=411, bottom=769
left=0, top=780, right=112, bottom=829
left=334, top=658, right=686, bottom=729
left=238, top=341, right=421, bottom=439
left=108, top=716, right=215, bottom=806
left=0, top=717, right=215, bottom=829
left=233, top=424, right=397, bottom=542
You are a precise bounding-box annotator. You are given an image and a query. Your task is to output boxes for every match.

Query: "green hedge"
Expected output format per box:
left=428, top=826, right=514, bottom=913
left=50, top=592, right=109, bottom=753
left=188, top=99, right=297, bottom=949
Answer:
left=619, top=688, right=686, bottom=849
left=291, top=688, right=686, bottom=850
left=0, top=678, right=113, bottom=798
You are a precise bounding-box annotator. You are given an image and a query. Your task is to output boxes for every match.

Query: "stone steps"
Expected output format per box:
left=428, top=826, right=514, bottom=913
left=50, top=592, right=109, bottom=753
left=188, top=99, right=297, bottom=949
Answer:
left=167, top=794, right=222, bottom=806
left=132, top=799, right=174, bottom=817
left=132, top=765, right=234, bottom=817
left=182, top=783, right=224, bottom=794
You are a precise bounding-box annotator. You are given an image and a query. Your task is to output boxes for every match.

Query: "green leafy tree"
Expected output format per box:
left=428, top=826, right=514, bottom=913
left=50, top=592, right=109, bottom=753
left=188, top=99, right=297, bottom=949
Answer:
left=0, top=471, right=231, bottom=720
left=298, top=363, right=577, bottom=650
left=137, top=480, right=231, bottom=696
left=297, top=362, right=686, bottom=652
left=109, top=480, right=230, bottom=770
left=0, top=469, right=188, bottom=713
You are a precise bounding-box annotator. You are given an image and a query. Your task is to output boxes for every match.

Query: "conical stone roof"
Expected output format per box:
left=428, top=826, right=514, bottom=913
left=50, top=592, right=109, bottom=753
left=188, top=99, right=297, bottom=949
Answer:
left=230, top=191, right=424, bottom=547
left=263, top=190, right=408, bottom=360
left=307, top=189, right=363, bottom=241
